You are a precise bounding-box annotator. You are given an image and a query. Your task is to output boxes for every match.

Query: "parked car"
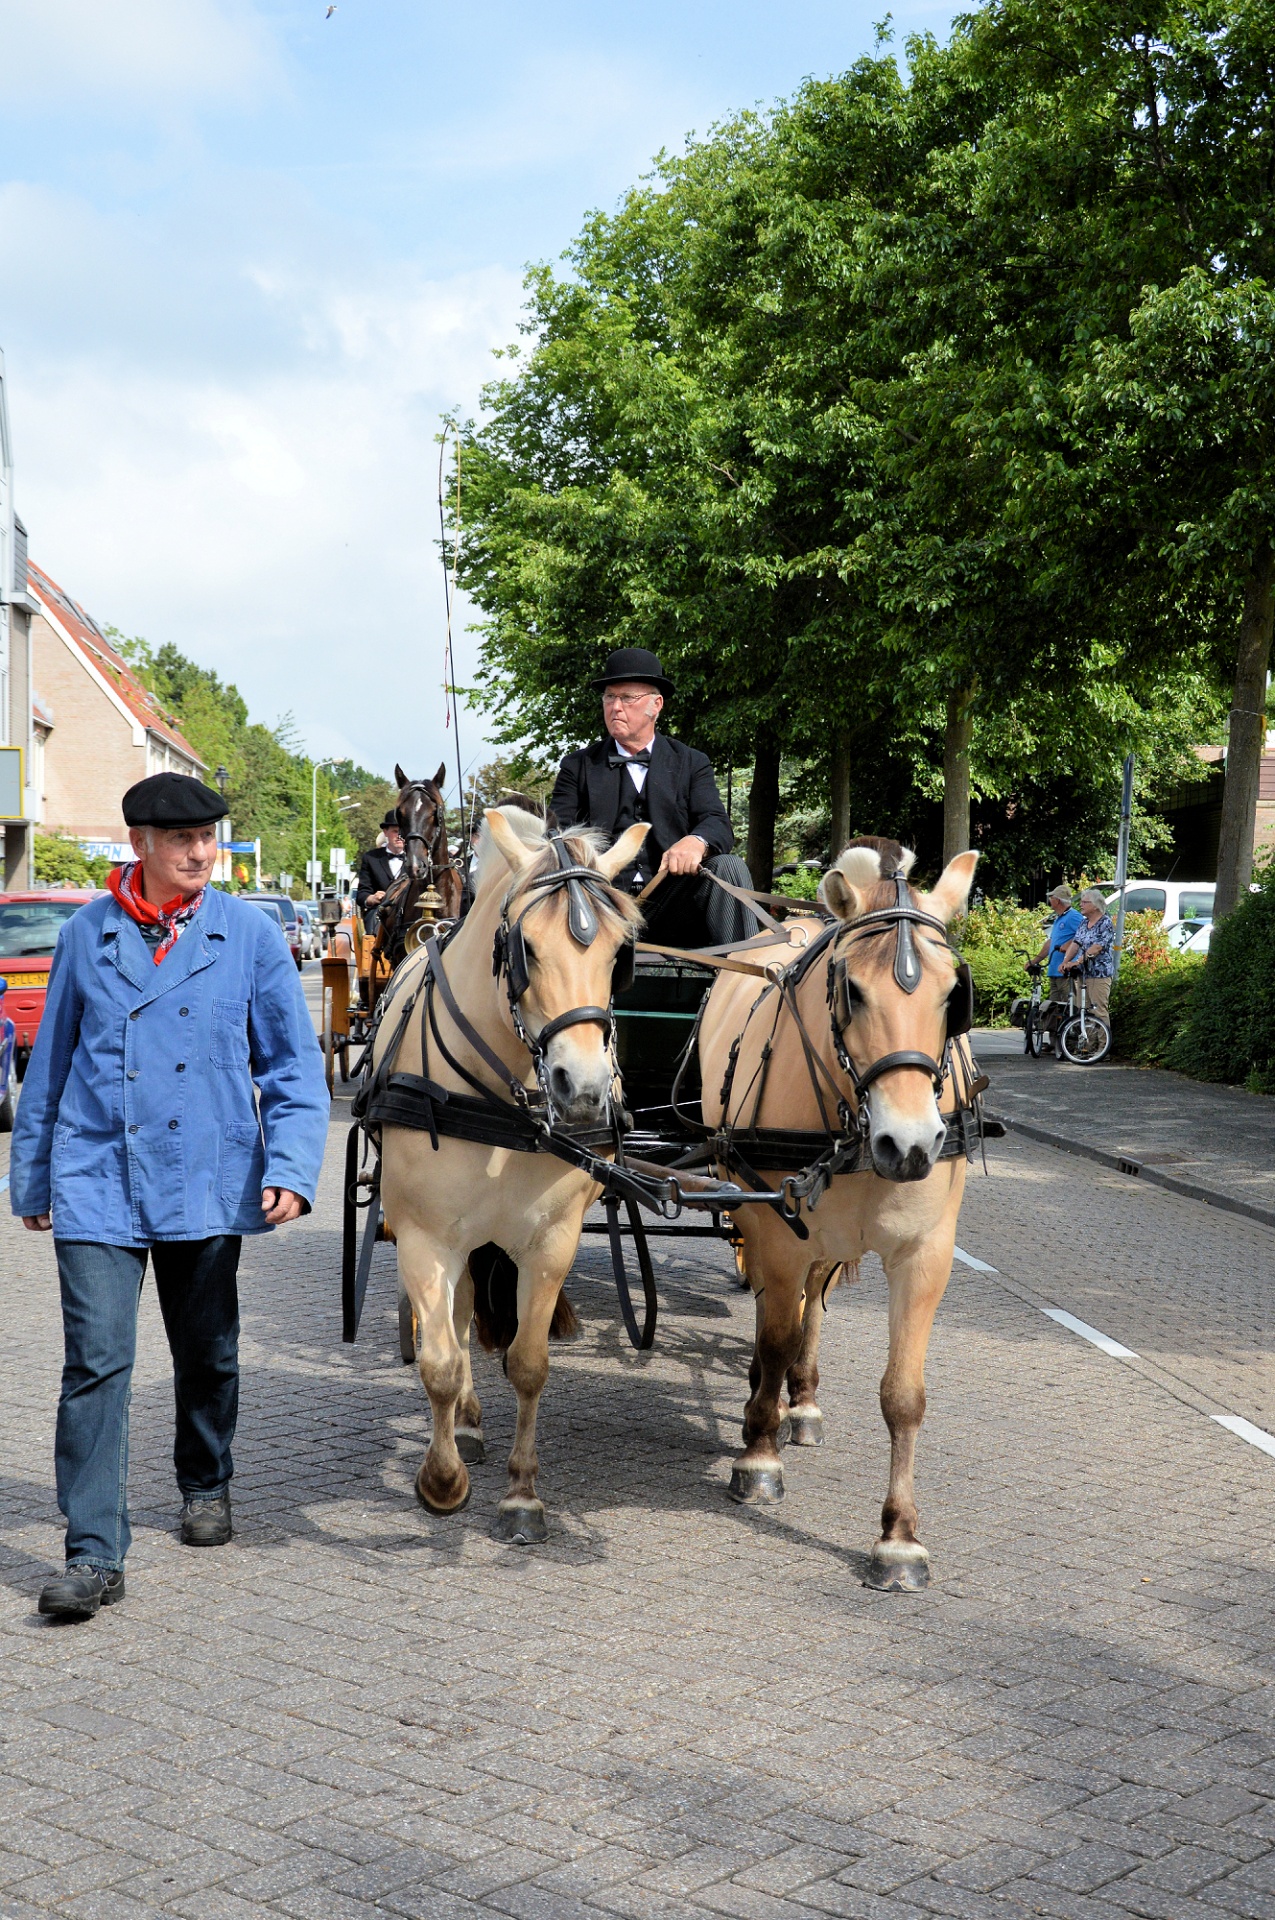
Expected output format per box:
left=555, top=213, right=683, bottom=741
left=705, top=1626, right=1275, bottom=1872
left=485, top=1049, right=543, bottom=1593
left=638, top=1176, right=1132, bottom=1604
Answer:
left=293, top=900, right=321, bottom=959
left=241, top=893, right=304, bottom=968
left=0, top=891, right=97, bottom=1080
left=0, top=975, right=17, bottom=1129
left=1164, top=918, right=1213, bottom=955
left=1102, top=880, right=1215, bottom=925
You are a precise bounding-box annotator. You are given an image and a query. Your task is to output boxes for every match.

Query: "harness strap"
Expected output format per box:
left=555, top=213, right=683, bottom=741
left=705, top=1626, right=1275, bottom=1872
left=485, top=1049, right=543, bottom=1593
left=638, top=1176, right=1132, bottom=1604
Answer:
left=426, top=933, right=530, bottom=1104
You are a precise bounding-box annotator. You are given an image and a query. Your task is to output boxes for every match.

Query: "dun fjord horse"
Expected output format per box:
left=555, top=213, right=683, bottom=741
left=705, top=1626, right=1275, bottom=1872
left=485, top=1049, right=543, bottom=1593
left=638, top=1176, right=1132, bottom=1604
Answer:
left=698, top=836, right=980, bottom=1590
left=373, top=807, right=648, bottom=1542
left=371, top=764, right=463, bottom=990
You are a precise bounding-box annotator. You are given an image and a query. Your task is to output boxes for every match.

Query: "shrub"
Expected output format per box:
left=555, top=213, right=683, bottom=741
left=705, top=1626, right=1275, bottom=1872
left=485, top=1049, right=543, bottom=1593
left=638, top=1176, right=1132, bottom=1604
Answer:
left=1110, top=952, right=1205, bottom=1066
left=958, top=898, right=1048, bottom=1024
left=1168, top=881, right=1275, bottom=1090
left=33, top=835, right=113, bottom=889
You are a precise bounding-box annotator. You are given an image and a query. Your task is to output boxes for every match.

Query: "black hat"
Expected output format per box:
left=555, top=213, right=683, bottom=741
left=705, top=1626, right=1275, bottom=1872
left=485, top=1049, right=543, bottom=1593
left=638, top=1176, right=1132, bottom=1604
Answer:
left=589, top=647, right=674, bottom=698
left=381, top=810, right=400, bottom=830
left=122, top=772, right=226, bottom=828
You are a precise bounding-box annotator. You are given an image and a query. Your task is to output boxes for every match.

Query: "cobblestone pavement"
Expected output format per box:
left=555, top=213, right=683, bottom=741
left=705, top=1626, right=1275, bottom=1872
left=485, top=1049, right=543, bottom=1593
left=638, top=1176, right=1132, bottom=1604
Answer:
left=2, top=1057, right=1273, bottom=1918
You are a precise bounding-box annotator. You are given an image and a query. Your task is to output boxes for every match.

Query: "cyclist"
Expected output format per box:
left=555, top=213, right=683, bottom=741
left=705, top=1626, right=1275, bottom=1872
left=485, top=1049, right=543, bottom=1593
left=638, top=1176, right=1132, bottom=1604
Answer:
left=1060, top=887, right=1117, bottom=1022
left=1035, top=885, right=1084, bottom=1041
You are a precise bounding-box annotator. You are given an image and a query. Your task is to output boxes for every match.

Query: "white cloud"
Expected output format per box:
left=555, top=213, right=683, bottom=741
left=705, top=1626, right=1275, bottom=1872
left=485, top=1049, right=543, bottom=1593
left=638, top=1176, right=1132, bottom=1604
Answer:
left=0, top=0, right=281, bottom=107
left=11, top=261, right=525, bottom=783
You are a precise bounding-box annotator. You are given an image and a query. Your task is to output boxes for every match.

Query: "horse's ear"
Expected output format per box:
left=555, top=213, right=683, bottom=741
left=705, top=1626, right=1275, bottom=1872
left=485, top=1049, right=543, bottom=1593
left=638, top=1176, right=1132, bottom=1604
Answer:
left=484, top=808, right=537, bottom=874
left=921, top=851, right=979, bottom=923
left=819, top=869, right=860, bottom=921
left=394, top=763, right=408, bottom=789
left=433, top=762, right=447, bottom=790
left=596, top=823, right=650, bottom=881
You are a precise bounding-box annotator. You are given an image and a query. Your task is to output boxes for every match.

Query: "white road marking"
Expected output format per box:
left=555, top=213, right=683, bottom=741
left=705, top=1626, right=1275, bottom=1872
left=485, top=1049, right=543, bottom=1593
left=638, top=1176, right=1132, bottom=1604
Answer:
left=1212, top=1414, right=1275, bottom=1459
left=1041, top=1307, right=1138, bottom=1359
left=0, top=1173, right=7, bottom=1194
left=953, top=1246, right=999, bottom=1274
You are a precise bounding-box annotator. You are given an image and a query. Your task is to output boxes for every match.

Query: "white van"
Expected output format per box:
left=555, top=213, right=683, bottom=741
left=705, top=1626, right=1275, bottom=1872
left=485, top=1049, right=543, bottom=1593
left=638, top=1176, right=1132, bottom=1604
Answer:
left=1101, top=880, right=1215, bottom=924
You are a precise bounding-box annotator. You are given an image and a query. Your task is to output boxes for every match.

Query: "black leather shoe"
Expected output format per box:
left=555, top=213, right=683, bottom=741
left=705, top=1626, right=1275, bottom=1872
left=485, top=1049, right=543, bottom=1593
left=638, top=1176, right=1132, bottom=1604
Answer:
left=180, top=1493, right=232, bottom=1547
left=38, top=1564, right=125, bottom=1619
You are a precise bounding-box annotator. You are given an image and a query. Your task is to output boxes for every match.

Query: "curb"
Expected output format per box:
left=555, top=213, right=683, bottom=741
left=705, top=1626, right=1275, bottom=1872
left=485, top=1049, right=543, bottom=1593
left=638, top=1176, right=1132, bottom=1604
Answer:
left=986, top=1109, right=1275, bottom=1236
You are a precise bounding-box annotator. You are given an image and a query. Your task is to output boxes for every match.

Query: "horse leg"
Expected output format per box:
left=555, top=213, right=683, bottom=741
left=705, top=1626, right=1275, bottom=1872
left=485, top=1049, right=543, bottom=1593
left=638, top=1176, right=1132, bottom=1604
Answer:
left=786, top=1262, right=838, bottom=1447
left=493, top=1263, right=564, bottom=1545
left=730, top=1263, right=805, bottom=1504
left=397, top=1231, right=471, bottom=1515
left=452, top=1262, right=484, bottom=1465
left=864, top=1243, right=951, bottom=1591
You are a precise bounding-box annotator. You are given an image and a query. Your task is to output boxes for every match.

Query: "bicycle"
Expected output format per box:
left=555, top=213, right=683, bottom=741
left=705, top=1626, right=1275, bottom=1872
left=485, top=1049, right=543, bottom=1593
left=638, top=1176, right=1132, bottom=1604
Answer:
left=1018, top=959, right=1048, bottom=1058
left=1056, top=967, right=1111, bottom=1065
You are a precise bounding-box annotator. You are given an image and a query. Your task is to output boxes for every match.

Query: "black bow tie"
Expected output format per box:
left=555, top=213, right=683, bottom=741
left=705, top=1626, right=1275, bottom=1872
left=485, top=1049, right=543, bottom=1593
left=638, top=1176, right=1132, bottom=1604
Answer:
left=608, top=748, right=651, bottom=769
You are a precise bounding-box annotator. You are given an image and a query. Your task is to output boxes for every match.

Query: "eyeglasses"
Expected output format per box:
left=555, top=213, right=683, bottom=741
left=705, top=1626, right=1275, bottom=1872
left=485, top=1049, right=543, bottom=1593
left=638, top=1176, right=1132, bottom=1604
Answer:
left=602, top=691, right=655, bottom=707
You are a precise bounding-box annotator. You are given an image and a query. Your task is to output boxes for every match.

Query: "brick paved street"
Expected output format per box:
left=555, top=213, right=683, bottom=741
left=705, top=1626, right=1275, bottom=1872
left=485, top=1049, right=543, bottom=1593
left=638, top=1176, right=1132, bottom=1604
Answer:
left=2, top=1012, right=1273, bottom=1919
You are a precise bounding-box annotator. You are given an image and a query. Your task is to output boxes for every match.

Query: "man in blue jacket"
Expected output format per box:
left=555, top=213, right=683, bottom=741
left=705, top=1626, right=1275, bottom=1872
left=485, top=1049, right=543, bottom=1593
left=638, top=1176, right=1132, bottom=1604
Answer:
left=10, top=772, right=329, bottom=1620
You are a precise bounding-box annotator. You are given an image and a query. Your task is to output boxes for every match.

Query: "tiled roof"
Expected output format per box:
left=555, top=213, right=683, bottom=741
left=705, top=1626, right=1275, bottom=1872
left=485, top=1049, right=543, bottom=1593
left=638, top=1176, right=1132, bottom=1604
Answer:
left=27, top=561, right=205, bottom=768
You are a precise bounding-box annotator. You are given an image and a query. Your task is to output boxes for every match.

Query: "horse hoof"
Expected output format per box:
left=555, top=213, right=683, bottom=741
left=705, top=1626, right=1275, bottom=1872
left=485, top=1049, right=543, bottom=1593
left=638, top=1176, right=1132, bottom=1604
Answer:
left=863, top=1543, right=930, bottom=1591
left=493, top=1499, right=548, bottom=1546
left=788, top=1408, right=824, bottom=1448
left=728, top=1462, right=784, bottom=1505
left=415, top=1460, right=470, bottom=1515
left=455, top=1427, right=486, bottom=1465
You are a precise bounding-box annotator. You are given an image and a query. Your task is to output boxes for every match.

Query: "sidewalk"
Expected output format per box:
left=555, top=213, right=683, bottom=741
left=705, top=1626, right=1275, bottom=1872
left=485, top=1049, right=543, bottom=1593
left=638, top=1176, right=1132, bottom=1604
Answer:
left=975, top=1026, right=1275, bottom=1228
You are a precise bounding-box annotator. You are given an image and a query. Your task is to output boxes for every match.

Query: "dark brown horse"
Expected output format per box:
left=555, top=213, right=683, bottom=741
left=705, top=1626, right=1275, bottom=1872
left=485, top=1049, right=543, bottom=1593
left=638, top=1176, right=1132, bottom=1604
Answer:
left=370, top=764, right=463, bottom=992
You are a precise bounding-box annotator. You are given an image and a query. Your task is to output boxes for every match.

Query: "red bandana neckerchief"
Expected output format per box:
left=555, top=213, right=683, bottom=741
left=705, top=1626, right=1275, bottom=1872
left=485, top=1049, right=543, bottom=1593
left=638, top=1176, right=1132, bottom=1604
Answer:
left=108, top=862, right=207, bottom=965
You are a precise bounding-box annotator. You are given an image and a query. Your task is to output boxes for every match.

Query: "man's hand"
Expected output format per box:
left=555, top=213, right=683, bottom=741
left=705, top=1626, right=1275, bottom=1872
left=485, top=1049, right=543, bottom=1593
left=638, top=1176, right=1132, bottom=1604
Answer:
left=659, top=835, right=709, bottom=877
left=262, top=1188, right=305, bottom=1225
left=367, top=889, right=386, bottom=906
left=23, top=1214, right=52, bottom=1232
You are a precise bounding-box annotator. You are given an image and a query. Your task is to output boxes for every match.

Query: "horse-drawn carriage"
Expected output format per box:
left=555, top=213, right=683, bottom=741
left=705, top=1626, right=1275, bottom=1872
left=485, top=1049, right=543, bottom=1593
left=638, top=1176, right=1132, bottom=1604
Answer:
left=340, top=776, right=992, bottom=1586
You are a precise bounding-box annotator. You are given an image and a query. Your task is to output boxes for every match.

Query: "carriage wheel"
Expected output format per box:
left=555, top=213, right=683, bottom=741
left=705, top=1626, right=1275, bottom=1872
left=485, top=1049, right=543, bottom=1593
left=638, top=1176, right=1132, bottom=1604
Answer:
left=322, top=997, right=335, bottom=1094
left=397, top=1285, right=417, bottom=1364
left=339, top=1039, right=351, bottom=1084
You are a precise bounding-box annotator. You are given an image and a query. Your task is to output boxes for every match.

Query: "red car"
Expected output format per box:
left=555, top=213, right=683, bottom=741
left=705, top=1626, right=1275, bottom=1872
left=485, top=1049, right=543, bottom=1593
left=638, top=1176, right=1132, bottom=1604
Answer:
left=0, top=891, right=97, bottom=1079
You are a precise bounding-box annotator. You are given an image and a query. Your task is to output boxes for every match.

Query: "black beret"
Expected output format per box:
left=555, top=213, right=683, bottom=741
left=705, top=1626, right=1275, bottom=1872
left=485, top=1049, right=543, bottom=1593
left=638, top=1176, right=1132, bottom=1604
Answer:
left=122, top=772, right=227, bottom=828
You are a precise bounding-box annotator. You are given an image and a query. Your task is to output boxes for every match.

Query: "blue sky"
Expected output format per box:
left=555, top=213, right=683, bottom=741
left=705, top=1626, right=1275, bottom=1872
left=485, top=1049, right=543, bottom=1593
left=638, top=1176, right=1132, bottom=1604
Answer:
left=0, top=0, right=957, bottom=792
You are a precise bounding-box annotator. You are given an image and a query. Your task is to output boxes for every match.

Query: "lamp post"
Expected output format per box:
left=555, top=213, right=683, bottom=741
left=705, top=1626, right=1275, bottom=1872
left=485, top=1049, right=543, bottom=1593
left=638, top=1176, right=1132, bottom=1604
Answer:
left=311, top=758, right=338, bottom=902
left=214, top=765, right=230, bottom=885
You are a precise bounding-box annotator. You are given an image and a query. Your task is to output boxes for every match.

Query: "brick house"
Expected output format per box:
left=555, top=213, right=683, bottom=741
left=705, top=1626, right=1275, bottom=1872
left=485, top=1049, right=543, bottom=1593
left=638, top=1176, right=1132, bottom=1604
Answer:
left=27, top=560, right=204, bottom=849
left=1, top=347, right=39, bottom=888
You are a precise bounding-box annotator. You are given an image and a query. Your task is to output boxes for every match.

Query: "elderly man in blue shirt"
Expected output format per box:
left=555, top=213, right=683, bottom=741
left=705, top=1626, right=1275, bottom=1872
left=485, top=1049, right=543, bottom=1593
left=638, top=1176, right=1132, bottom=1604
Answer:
left=10, top=772, right=329, bottom=1621
left=1035, top=884, right=1085, bottom=1034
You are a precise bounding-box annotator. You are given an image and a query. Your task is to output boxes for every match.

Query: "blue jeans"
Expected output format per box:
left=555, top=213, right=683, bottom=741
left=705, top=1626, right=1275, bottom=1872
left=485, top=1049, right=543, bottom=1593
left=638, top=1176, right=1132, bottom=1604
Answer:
left=53, top=1236, right=242, bottom=1570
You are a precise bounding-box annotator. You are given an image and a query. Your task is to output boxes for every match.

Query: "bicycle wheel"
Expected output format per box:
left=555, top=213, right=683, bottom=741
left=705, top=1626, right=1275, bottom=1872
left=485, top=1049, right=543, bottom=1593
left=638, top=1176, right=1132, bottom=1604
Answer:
left=1025, top=1004, right=1044, bottom=1057
left=1059, top=1012, right=1111, bottom=1064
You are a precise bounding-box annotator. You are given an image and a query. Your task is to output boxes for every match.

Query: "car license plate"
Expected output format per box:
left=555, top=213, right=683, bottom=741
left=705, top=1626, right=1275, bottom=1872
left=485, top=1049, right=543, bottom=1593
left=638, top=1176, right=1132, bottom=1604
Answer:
left=0, top=970, right=47, bottom=987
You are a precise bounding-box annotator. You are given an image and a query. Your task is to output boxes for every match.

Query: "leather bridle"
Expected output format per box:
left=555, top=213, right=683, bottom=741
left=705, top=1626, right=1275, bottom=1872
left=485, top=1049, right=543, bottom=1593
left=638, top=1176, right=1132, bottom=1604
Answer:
left=396, top=780, right=456, bottom=889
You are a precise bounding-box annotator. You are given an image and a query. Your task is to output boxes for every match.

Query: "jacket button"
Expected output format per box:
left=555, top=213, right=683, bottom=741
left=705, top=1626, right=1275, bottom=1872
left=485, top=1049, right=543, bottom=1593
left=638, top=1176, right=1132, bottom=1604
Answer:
left=128, top=1124, right=139, bottom=1135
left=179, top=1007, right=189, bottom=1016
left=176, top=1063, right=186, bottom=1072
left=127, top=1070, right=139, bottom=1080
left=169, top=1119, right=179, bottom=1130
left=129, top=1010, right=140, bottom=1021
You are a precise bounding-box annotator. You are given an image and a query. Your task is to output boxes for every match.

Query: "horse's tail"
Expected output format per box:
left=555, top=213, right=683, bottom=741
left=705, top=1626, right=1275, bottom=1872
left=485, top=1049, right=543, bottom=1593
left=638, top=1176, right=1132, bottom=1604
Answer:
left=468, top=1244, right=577, bottom=1352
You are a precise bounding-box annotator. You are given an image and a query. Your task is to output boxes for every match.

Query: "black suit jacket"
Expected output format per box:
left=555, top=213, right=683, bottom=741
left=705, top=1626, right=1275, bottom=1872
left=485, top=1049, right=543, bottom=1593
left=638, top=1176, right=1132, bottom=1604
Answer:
left=550, top=734, right=733, bottom=869
left=355, top=846, right=405, bottom=914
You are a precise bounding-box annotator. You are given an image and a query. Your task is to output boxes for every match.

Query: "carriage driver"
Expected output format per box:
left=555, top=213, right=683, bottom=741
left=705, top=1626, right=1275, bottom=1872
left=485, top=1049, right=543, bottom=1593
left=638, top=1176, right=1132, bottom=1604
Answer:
left=9, top=772, right=330, bottom=1621
left=550, top=648, right=759, bottom=948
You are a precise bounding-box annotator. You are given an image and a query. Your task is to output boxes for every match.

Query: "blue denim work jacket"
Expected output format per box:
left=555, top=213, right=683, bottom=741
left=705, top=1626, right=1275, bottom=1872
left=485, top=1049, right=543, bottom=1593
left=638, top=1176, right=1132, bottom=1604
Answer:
left=8, top=888, right=330, bottom=1243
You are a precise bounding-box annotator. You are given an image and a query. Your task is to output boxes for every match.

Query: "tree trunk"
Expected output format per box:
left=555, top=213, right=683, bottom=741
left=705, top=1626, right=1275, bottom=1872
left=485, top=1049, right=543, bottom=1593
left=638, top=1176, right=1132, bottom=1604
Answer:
left=746, top=737, right=782, bottom=890
left=942, top=681, right=976, bottom=868
left=1215, top=542, right=1275, bottom=919
left=830, top=737, right=851, bottom=862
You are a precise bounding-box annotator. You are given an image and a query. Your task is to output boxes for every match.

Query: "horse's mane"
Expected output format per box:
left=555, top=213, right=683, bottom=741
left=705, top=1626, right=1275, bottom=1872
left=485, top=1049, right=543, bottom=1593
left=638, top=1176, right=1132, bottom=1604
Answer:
left=474, top=800, right=643, bottom=935
left=819, top=837, right=927, bottom=962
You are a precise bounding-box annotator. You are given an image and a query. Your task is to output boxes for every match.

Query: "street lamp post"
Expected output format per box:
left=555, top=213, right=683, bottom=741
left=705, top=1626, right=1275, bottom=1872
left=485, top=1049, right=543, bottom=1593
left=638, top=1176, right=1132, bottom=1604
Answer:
left=311, top=759, right=338, bottom=902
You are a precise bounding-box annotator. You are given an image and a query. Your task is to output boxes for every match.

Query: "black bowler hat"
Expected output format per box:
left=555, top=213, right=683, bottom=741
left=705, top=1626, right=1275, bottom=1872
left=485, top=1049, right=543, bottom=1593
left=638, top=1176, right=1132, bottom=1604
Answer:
left=381, top=810, right=400, bottom=830
left=589, top=647, right=674, bottom=698
left=122, top=771, right=227, bottom=828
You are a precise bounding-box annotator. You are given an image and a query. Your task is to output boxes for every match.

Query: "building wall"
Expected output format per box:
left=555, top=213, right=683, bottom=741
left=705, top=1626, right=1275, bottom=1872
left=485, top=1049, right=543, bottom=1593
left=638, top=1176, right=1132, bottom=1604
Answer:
left=33, top=611, right=144, bottom=839
left=3, top=602, right=32, bottom=887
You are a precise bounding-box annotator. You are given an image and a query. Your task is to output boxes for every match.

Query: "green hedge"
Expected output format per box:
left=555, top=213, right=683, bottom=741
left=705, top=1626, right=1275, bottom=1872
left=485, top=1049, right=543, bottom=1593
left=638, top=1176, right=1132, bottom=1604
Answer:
left=1167, top=882, right=1275, bottom=1090
left=1110, top=954, right=1205, bottom=1066
left=959, top=899, right=1044, bottom=1024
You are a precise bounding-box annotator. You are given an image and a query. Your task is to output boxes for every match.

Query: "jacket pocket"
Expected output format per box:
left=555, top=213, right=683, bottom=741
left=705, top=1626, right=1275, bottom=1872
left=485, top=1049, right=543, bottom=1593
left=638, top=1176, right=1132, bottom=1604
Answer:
left=220, top=1119, right=265, bottom=1208
left=210, top=998, right=251, bottom=1069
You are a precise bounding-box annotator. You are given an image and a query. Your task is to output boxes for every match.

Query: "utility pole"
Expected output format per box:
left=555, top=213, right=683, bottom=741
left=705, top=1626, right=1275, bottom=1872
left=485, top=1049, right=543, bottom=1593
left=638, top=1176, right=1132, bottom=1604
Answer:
left=311, top=758, right=336, bottom=901
left=1113, top=753, right=1134, bottom=977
